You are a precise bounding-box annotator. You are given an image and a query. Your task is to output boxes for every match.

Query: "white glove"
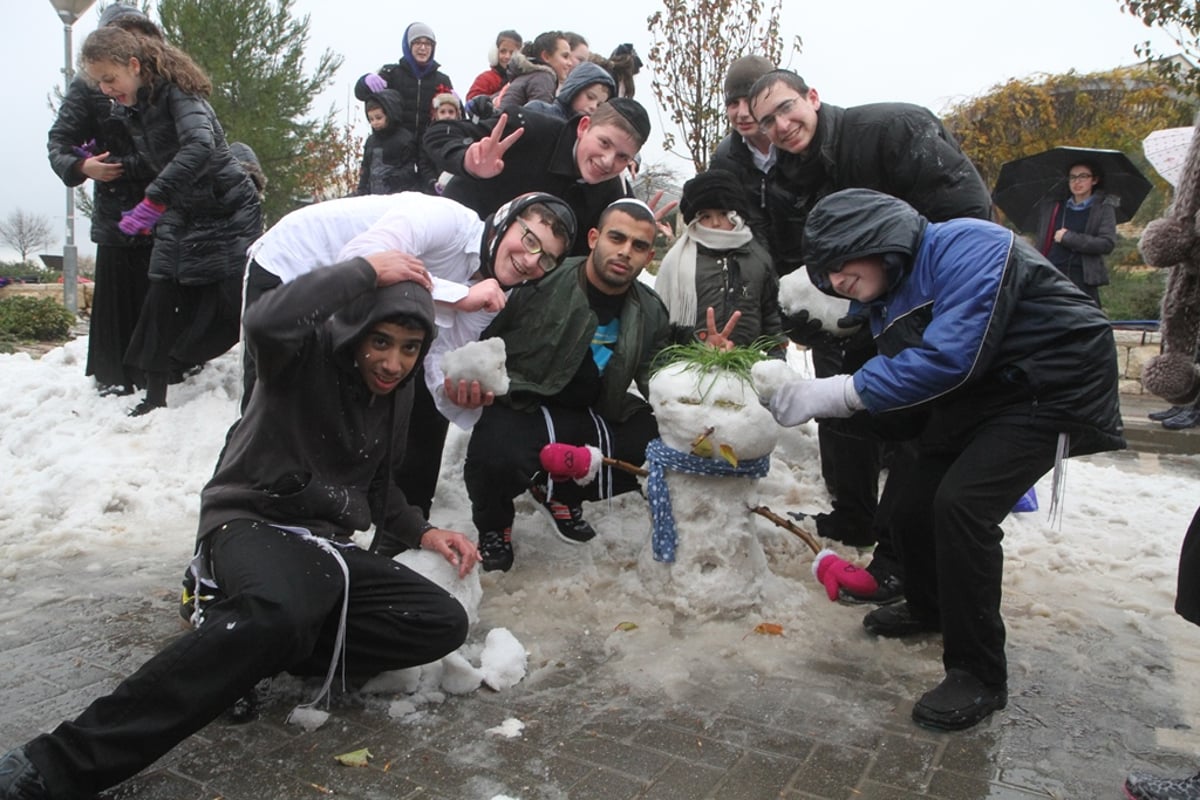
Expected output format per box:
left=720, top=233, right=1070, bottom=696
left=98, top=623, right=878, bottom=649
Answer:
left=767, top=374, right=864, bottom=426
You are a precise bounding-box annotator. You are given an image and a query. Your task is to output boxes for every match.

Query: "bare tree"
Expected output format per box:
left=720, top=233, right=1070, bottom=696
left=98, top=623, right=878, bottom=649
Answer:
left=0, top=210, right=55, bottom=263
left=647, top=0, right=800, bottom=172
left=632, top=159, right=683, bottom=204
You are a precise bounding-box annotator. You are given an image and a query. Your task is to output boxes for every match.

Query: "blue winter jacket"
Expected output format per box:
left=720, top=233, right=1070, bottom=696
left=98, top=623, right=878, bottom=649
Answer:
left=803, top=188, right=1125, bottom=457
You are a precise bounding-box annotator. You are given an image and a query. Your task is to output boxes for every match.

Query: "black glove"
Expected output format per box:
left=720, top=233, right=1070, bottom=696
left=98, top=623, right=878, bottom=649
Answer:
left=784, top=309, right=835, bottom=348
left=466, top=95, right=496, bottom=120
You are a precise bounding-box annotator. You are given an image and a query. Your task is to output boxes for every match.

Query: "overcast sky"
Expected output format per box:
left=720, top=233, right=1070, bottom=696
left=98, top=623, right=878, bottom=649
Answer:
left=2, top=0, right=1182, bottom=262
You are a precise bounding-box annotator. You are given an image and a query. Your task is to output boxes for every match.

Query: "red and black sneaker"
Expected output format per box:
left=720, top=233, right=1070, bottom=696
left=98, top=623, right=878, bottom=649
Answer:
left=479, top=527, right=514, bottom=572
left=529, top=485, right=596, bottom=544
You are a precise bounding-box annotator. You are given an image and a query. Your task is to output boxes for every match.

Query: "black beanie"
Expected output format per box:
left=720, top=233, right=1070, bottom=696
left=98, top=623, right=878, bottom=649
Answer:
left=724, top=55, right=776, bottom=105
left=680, top=169, right=746, bottom=223
left=607, top=97, right=651, bottom=144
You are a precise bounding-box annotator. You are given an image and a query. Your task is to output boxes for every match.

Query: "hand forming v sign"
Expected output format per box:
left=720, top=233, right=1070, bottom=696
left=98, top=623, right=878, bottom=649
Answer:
left=464, top=113, right=525, bottom=179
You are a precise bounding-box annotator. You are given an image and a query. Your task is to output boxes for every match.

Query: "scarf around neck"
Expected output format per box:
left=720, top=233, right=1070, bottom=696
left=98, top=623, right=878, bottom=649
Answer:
left=655, top=217, right=754, bottom=327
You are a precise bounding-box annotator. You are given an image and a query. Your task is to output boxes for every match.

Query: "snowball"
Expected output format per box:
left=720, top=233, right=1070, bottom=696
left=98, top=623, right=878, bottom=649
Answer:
left=778, top=269, right=858, bottom=336
left=479, top=627, right=527, bottom=690
left=440, top=651, right=485, bottom=694
left=285, top=706, right=329, bottom=731
left=441, top=338, right=510, bottom=396
left=397, top=548, right=483, bottom=625
left=485, top=717, right=526, bottom=738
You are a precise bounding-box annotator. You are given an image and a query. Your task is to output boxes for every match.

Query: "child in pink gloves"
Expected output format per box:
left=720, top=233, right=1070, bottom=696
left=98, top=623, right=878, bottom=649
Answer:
left=81, top=26, right=261, bottom=416
left=761, top=188, right=1124, bottom=732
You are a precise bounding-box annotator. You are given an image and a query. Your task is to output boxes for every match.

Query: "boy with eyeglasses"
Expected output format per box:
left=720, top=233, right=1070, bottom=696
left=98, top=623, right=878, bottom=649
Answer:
left=462, top=199, right=672, bottom=572
left=743, top=69, right=994, bottom=603
left=335, top=192, right=577, bottom=531
left=424, top=98, right=652, bottom=256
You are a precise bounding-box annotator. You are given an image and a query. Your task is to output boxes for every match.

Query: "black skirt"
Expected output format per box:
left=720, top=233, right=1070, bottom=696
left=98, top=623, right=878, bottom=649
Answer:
left=124, top=273, right=243, bottom=374
left=86, top=244, right=151, bottom=388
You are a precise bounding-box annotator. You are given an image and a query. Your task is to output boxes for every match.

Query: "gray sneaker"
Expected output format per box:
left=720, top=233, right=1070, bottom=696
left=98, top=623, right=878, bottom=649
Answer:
left=0, top=748, right=50, bottom=800
left=1124, top=771, right=1200, bottom=800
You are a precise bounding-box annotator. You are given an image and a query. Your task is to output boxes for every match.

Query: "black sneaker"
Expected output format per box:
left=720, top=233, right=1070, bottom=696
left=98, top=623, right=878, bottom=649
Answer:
left=1124, top=770, right=1200, bottom=800
left=530, top=485, right=596, bottom=544
left=862, top=602, right=939, bottom=638
left=479, top=528, right=514, bottom=572
left=839, top=573, right=904, bottom=605
left=0, top=747, right=50, bottom=800
left=911, top=669, right=1007, bottom=731
left=1148, top=405, right=1186, bottom=421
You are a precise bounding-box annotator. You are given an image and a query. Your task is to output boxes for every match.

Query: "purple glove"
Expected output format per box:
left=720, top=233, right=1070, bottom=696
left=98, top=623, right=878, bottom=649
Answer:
left=363, top=73, right=387, bottom=93
left=812, top=549, right=878, bottom=602
left=72, top=138, right=98, bottom=159
left=118, top=198, right=166, bottom=236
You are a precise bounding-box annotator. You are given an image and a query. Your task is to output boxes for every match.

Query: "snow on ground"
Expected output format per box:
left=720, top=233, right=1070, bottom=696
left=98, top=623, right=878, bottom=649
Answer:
left=2, top=338, right=1200, bottom=729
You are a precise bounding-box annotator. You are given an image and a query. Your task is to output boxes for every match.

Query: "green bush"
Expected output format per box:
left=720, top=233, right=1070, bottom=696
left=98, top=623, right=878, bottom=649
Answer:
left=0, top=296, right=76, bottom=341
left=1101, top=265, right=1165, bottom=322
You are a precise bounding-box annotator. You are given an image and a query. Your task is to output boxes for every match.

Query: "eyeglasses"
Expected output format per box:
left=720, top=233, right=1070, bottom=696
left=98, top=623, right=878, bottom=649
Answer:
left=757, top=97, right=800, bottom=134
left=410, top=39, right=433, bottom=48
left=517, top=219, right=561, bottom=273
left=1068, top=173, right=1094, bottom=181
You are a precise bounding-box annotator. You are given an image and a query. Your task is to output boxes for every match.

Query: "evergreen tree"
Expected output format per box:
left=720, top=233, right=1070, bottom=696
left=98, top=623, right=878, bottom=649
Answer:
left=157, top=0, right=343, bottom=224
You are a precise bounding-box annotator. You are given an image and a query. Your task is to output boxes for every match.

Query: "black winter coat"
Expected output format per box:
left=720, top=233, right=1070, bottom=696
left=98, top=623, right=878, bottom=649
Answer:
left=766, top=102, right=992, bottom=275
left=424, top=111, right=629, bottom=256
left=709, top=132, right=788, bottom=259
left=358, top=90, right=436, bottom=195
left=111, top=81, right=261, bottom=285
left=47, top=76, right=154, bottom=249
left=354, top=58, right=453, bottom=142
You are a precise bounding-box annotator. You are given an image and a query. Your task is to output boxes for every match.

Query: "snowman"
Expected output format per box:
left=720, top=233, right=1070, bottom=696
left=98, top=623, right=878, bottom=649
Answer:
left=631, top=355, right=782, bottom=618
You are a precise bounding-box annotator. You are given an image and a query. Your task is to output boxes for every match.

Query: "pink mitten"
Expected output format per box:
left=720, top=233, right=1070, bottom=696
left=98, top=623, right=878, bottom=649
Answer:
left=812, top=549, right=878, bottom=602
left=539, top=443, right=602, bottom=484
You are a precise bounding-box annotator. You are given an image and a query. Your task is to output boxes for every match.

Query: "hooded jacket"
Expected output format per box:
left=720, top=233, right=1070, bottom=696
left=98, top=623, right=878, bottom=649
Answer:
left=354, top=25, right=454, bottom=141
left=198, top=258, right=436, bottom=545
left=803, top=189, right=1124, bottom=457
left=111, top=80, right=261, bottom=284
left=768, top=102, right=992, bottom=275
left=523, top=61, right=614, bottom=120
left=1033, top=190, right=1119, bottom=287
left=497, top=52, right=560, bottom=113
left=424, top=111, right=629, bottom=256
left=358, top=89, right=435, bottom=195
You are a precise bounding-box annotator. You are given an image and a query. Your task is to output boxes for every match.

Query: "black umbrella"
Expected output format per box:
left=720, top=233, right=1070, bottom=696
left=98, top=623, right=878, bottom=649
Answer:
left=992, top=146, right=1153, bottom=232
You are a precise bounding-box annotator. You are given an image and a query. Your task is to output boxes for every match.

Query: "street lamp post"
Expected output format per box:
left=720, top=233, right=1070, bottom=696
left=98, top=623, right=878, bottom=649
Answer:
left=48, top=0, right=97, bottom=314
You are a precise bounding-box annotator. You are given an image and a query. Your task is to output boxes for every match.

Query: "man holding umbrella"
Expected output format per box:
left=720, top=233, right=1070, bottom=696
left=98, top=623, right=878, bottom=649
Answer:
left=994, top=146, right=1153, bottom=306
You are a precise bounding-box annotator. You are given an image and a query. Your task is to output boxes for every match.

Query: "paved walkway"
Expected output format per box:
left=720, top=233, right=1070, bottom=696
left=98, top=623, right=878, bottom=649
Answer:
left=2, top=397, right=1198, bottom=799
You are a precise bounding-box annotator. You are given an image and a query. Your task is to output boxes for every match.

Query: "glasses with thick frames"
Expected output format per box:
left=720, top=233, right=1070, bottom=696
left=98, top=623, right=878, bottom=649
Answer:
left=517, top=219, right=561, bottom=273
left=1068, top=173, right=1094, bottom=181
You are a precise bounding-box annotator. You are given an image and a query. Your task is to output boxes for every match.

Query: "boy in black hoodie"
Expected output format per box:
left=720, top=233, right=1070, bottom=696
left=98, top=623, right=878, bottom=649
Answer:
left=358, top=89, right=436, bottom=195
left=0, top=253, right=478, bottom=800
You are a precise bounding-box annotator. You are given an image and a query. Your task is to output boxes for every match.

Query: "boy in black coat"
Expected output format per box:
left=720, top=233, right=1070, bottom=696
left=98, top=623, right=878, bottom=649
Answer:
left=358, top=89, right=436, bottom=195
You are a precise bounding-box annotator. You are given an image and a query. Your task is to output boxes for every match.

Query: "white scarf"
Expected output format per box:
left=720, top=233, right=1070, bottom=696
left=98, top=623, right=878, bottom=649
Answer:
left=656, top=215, right=754, bottom=327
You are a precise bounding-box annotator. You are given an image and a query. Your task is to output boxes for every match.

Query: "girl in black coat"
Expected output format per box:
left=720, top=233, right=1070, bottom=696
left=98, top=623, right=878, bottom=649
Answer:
left=81, top=26, right=262, bottom=416
left=45, top=5, right=161, bottom=396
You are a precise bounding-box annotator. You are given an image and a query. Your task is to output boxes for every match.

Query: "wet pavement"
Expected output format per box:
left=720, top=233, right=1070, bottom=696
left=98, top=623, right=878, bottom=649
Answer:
left=2, top=396, right=1199, bottom=799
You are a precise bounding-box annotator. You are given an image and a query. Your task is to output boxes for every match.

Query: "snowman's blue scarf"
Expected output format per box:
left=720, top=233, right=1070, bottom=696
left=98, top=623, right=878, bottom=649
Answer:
left=645, top=438, right=771, bottom=562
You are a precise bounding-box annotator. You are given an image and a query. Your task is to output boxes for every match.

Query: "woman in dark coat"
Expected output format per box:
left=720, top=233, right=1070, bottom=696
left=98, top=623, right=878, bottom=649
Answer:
left=46, top=4, right=160, bottom=396
left=81, top=26, right=261, bottom=416
left=354, top=22, right=454, bottom=143
left=1033, top=159, right=1118, bottom=306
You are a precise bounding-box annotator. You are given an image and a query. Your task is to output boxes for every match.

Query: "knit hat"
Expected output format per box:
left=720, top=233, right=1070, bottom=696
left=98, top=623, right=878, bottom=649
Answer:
left=679, top=169, right=746, bottom=223
left=1138, top=117, right=1200, bottom=404
left=724, top=55, right=776, bottom=105
left=98, top=3, right=147, bottom=27
left=607, top=97, right=651, bottom=144
left=407, top=22, right=436, bottom=45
